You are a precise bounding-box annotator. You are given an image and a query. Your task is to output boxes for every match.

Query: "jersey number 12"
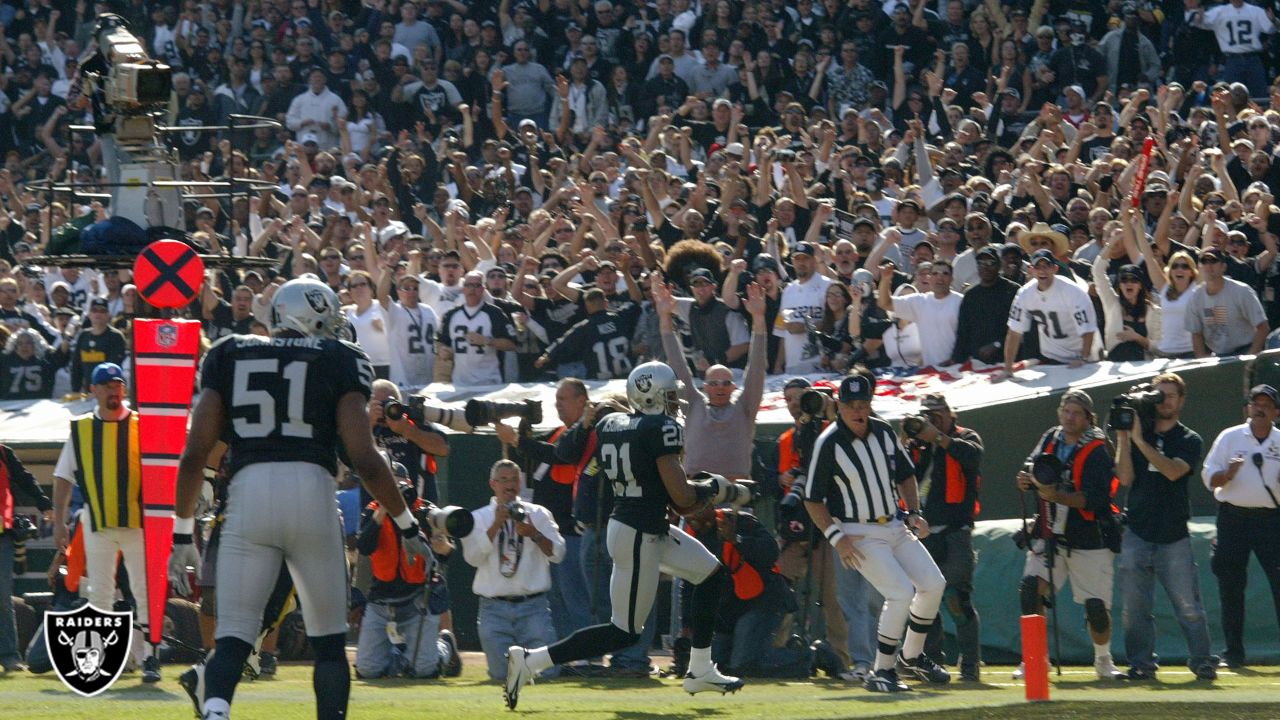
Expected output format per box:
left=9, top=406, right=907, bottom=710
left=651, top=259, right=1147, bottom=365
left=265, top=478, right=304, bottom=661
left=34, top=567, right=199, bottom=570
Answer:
left=231, top=359, right=315, bottom=439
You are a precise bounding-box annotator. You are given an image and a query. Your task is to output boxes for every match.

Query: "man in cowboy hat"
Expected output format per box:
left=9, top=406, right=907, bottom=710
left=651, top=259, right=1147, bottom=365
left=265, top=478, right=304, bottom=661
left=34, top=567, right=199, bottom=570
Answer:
left=1001, top=249, right=1098, bottom=377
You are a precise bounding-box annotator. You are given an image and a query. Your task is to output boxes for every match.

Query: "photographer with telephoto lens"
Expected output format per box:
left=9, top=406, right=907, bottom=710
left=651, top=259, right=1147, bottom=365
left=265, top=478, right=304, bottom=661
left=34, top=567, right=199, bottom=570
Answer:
left=1113, top=372, right=1217, bottom=681
left=901, top=393, right=984, bottom=681
left=1015, top=389, right=1123, bottom=680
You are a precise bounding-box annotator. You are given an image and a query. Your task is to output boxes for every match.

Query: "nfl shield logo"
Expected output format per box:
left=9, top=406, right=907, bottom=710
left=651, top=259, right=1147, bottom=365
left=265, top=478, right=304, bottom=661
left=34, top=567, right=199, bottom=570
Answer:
left=156, top=322, right=179, bottom=348
left=44, top=603, right=133, bottom=697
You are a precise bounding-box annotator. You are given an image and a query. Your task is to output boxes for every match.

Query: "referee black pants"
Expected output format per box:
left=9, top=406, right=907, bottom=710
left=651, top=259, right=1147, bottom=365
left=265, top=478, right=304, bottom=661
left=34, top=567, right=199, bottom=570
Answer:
left=1211, top=503, right=1280, bottom=663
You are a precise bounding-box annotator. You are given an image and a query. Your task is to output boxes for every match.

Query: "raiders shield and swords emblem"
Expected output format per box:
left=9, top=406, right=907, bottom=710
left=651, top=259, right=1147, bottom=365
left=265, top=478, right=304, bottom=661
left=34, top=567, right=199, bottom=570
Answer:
left=44, top=603, right=133, bottom=697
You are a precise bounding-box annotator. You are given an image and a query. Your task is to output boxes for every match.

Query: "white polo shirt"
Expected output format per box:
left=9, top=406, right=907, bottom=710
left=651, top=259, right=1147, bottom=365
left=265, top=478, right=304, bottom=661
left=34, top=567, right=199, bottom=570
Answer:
left=1202, top=422, right=1280, bottom=508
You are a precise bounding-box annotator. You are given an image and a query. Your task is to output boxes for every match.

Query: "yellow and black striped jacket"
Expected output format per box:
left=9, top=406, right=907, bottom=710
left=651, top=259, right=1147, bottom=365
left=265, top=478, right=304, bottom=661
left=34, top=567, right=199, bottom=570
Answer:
left=70, top=412, right=142, bottom=531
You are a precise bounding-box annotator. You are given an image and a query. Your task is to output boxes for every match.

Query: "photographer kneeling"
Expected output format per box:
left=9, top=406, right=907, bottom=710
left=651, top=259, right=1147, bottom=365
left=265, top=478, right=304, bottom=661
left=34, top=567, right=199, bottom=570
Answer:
left=683, top=505, right=811, bottom=678
left=1113, top=373, right=1217, bottom=681
left=460, top=460, right=565, bottom=682
left=355, top=463, right=460, bottom=679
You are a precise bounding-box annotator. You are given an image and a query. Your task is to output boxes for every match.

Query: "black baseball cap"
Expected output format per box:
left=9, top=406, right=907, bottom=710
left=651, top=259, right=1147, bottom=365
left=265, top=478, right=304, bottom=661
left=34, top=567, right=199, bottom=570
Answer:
left=792, top=242, right=816, bottom=257
left=1030, top=248, right=1056, bottom=266
left=689, top=268, right=716, bottom=284
left=88, top=298, right=109, bottom=311
left=838, top=374, right=875, bottom=403
left=753, top=254, right=780, bottom=273
left=1250, top=384, right=1279, bottom=404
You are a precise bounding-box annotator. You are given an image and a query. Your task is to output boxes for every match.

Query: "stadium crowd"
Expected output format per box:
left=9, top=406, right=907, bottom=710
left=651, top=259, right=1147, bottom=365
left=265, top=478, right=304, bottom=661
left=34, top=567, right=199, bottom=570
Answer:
left=2, top=0, right=1280, bottom=696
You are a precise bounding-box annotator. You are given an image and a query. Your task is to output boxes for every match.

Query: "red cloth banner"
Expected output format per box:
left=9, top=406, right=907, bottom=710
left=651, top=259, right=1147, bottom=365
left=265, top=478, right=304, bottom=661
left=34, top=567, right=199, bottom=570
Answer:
left=133, top=319, right=200, bottom=644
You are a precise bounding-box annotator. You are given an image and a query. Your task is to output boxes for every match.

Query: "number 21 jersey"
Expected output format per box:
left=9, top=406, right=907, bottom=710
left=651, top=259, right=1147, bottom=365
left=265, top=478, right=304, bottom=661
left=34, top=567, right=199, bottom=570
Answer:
left=201, top=334, right=374, bottom=478
left=594, top=412, right=683, bottom=533
left=1007, top=277, right=1098, bottom=363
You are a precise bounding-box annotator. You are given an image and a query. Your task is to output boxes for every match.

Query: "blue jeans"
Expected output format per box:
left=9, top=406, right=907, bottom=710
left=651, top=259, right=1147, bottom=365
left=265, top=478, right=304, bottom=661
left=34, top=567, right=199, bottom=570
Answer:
left=1224, top=53, right=1267, bottom=97
left=1119, top=533, right=1214, bottom=671
left=833, top=551, right=883, bottom=667
left=712, top=605, right=812, bottom=674
left=0, top=534, right=17, bottom=665
left=549, top=534, right=593, bottom=639
left=356, top=598, right=445, bottom=678
left=477, top=595, right=559, bottom=681
left=581, top=525, right=655, bottom=668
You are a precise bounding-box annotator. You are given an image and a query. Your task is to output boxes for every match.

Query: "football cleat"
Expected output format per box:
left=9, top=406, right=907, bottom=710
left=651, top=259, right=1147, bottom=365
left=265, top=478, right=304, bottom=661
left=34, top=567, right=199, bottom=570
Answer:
left=179, top=665, right=206, bottom=719
left=1012, top=662, right=1025, bottom=680
left=865, top=668, right=911, bottom=692
left=682, top=664, right=744, bottom=695
left=504, top=647, right=534, bottom=710
left=258, top=651, right=277, bottom=677
left=897, top=653, right=951, bottom=684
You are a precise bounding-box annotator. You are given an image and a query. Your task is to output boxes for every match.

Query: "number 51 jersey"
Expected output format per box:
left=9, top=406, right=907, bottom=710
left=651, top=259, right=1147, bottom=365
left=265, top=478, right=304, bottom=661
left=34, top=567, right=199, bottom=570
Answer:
left=200, top=334, right=375, bottom=478
left=593, top=411, right=684, bottom=534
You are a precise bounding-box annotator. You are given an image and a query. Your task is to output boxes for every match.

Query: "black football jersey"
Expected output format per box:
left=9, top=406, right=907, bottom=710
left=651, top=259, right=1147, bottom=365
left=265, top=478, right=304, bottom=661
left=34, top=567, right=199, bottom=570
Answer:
left=201, top=334, right=374, bottom=477
left=593, top=411, right=683, bottom=533
left=544, top=311, right=634, bottom=380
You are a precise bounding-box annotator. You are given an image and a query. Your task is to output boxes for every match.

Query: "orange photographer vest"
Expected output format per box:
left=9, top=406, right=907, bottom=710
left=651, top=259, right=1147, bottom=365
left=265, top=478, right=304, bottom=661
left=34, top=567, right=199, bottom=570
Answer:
left=1039, top=437, right=1118, bottom=520
left=910, top=431, right=982, bottom=516
left=368, top=502, right=427, bottom=585
left=548, top=426, right=598, bottom=492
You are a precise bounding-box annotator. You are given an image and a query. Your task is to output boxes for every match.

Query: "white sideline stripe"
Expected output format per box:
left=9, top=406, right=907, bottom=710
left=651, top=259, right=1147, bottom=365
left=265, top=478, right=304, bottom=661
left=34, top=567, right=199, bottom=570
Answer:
left=142, top=458, right=180, bottom=467
left=135, top=358, right=194, bottom=367
left=137, top=406, right=189, bottom=416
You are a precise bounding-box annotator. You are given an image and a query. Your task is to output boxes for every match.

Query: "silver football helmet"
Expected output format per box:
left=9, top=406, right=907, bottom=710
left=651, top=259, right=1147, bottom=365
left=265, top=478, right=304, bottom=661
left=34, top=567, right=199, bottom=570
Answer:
left=627, top=361, right=680, bottom=416
left=270, top=278, right=345, bottom=339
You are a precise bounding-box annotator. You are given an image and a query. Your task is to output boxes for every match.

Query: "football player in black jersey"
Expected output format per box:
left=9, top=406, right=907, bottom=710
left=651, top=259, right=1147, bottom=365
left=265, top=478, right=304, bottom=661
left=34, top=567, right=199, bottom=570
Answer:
left=535, top=287, right=634, bottom=380
left=169, top=278, right=431, bottom=720
left=503, top=361, right=752, bottom=709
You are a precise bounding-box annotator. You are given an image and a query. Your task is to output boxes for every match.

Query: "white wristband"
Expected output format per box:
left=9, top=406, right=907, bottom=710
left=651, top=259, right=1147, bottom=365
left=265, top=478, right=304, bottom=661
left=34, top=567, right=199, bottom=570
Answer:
left=824, top=523, right=845, bottom=547
left=393, top=508, right=416, bottom=531
left=173, top=516, right=195, bottom=535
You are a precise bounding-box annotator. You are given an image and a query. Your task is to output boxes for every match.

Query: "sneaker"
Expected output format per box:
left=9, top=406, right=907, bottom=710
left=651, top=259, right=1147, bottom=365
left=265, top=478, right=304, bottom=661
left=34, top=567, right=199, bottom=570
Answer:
left=864, top=667, right=911, bottom=692
left=142, top=656, right=162, bottom=683
left=838, top=662, right=872, bottom=683
left=1219, top=652, right=1244, bottom=669
left=243, top=650, right=261, bottom=680
left=201, top=711, right=229, bottom=720
left=504, top=647, right=534, bottom=710
left=959, top=665, right=980, bottom=682
left=1011, top=663, right=1025, bottom=680
left=0, top=658, right=26, bottom=673
left=897, top=653, right=951, bottom=684
left=1194, top=662, right=1218, bottom=681
left=1094, top=655, right=1123, bottom=680
left=682, top=664, right=744, bottom=695
left=258, top=651, right=277, bottom=677
left=179, top=665, right=205, bottom=718
left=440, top=630, right=462, bottom=678
left=1126, top=666, right=1156, bottom=681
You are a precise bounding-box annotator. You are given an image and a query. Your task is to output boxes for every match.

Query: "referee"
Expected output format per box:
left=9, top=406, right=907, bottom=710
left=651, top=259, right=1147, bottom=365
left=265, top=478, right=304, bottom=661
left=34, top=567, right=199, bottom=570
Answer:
left=803, top=368, right=948, bottom=692
left=1201, top=384, right=1280, bottom=669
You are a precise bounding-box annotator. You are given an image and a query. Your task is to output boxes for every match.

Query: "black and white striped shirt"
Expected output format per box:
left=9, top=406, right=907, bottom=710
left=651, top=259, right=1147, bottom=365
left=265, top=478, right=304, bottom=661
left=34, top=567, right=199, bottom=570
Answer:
left=804, top=416, right=915, bottom=523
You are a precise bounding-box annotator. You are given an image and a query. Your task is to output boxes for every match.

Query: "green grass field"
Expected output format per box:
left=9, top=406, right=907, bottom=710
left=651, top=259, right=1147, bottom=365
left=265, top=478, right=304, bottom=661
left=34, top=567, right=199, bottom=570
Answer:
left=2, top=657, right=1278, bottom=720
